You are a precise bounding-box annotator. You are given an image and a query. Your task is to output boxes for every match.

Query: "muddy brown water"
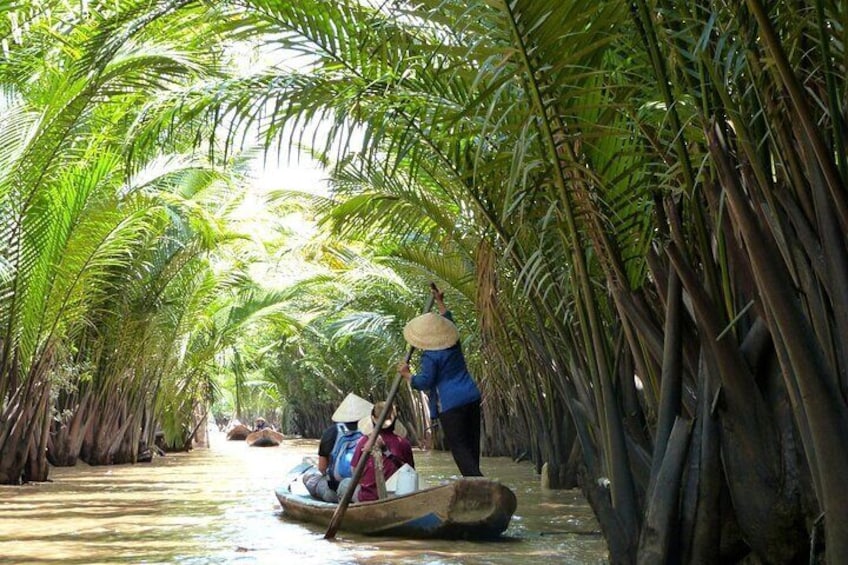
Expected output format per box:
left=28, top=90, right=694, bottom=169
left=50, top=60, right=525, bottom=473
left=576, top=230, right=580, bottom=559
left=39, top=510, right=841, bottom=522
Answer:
left=0, top=431, right=607, bottom=564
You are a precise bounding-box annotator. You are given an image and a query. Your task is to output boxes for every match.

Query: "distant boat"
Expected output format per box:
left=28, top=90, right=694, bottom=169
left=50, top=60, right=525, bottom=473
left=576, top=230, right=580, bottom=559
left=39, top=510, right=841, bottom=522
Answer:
left=226, top=423, right=251, bottom=441
left=275, top=465, right=517, bottom=539
left=246, top=428, right=285, bottom=447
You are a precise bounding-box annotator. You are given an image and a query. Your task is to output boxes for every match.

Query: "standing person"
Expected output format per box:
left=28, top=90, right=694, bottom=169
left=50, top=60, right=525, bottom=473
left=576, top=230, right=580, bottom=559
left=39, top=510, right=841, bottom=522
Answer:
left=341, top=401, right=414, bottom=502
left=304, top=393, right=373, bottom=502
left=398, top=287, right=483, bottom=477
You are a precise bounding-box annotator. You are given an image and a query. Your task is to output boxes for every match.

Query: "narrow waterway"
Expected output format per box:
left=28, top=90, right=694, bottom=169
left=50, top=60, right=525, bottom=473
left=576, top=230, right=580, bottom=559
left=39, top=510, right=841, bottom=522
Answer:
left=0, top=432, right=607, bottom=564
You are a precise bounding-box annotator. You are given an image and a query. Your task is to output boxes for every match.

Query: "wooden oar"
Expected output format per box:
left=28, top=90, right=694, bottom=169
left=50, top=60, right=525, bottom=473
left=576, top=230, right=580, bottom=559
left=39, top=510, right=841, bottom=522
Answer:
left=324, top=283, right=437, bottom=539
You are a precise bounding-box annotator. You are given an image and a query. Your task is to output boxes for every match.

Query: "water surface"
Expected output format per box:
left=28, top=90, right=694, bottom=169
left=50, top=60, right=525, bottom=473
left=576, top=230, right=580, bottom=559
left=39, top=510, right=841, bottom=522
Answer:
left=0, top=432, right=607, bottom=564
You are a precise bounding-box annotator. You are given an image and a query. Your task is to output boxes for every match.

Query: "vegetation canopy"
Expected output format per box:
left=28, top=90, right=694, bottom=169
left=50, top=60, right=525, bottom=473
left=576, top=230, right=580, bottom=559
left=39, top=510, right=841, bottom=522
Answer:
left=1, top=1, right=847, bottom=563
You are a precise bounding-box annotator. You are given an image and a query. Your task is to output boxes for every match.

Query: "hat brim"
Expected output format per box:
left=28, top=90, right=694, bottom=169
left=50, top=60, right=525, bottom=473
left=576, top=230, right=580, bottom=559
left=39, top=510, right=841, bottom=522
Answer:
left=358, top=414, right=408, bottom=438
left=403, top=312, right=459, bottom=351
left=332, top=393, right=373, bottom=423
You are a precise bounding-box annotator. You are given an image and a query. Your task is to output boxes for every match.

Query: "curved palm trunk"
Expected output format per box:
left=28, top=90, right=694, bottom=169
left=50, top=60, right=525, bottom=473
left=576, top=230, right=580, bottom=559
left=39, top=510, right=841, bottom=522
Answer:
left=48, top=391, right=95, bottom=467
left=0, top=371, right=51, bottom=484
left=24, top=382, right=52, bottom=482
left=710, top=125, right=848, bottom=562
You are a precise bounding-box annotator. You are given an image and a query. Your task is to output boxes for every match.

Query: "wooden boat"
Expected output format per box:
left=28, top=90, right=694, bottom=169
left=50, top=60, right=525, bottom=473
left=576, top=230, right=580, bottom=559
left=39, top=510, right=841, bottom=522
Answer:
left=246, top=428, right=285, bottom=447
left=275, top=465, right=517, bottom=539
left=225, top=423, right=251, bottom=441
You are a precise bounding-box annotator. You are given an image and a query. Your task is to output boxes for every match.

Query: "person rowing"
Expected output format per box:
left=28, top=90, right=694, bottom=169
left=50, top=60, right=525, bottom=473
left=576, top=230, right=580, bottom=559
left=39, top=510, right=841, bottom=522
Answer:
left=399, top=286, right=483, bottom=477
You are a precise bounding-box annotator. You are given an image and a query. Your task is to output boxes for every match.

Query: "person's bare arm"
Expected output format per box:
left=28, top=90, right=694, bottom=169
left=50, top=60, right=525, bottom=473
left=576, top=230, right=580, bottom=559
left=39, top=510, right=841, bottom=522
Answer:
left=318, top=455, right=329, bottom=474
left=433, top=286, right=447, bottom=315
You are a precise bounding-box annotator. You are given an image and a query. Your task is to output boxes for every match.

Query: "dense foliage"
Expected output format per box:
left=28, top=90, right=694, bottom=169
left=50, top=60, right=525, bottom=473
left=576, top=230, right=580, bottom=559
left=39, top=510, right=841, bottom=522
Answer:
left=2, top=1, right=848, bottom=563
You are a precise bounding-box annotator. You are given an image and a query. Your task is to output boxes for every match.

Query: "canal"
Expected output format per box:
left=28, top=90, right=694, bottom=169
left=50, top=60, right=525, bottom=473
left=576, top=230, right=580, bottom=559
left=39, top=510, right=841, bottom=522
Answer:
left=0, top=432, right=607, bottom=564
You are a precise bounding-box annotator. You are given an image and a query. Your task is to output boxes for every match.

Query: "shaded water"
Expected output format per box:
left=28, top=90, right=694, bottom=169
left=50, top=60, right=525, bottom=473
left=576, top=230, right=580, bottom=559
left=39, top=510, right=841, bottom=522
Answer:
left=0, top=432, right=607, bottom=564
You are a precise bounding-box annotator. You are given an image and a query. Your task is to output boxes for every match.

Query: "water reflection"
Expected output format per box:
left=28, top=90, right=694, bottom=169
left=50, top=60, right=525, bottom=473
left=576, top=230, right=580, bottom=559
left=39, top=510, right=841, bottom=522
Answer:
left=0, top=432, right=607, bottom=564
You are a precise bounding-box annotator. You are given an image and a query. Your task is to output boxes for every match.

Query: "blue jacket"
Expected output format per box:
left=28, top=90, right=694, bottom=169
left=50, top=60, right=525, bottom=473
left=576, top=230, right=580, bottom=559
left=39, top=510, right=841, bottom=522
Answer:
left=410, top=312, right=481, bottom=415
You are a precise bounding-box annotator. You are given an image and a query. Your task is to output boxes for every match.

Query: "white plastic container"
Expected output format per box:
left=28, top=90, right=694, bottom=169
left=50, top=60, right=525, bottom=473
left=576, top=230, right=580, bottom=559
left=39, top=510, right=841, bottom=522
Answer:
left=394, top=464, right=419, bottom=495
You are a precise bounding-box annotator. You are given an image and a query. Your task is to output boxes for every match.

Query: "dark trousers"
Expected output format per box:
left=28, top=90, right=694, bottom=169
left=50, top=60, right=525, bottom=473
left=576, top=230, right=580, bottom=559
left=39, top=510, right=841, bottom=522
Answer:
left=439, top=400, right=482, bottom=476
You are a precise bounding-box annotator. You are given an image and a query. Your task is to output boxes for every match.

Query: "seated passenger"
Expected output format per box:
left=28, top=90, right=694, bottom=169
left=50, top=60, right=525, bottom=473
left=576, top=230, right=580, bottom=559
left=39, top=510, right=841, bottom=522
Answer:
left=340, top=401, right=414, bottom=503
left=304, top=393, right=373, bottom=502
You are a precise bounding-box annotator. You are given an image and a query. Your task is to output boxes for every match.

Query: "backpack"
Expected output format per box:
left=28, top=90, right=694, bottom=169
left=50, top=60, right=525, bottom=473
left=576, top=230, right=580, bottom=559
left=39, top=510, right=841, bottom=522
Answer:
left=328, top=423, right=364, bottom=482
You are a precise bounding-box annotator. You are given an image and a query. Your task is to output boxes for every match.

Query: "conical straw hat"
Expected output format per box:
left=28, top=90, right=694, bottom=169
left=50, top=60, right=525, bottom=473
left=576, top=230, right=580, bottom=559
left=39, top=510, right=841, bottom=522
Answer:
left=358, top=401, right=408, bottom=438
left=332, top=393, right=373, bottom=423
left=403, top=312, right=459, bottom=351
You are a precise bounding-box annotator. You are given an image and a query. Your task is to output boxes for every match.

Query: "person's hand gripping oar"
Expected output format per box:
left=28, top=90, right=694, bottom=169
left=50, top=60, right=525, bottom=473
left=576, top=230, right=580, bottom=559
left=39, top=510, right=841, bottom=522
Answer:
left=324, top=283, right=439, bottom=540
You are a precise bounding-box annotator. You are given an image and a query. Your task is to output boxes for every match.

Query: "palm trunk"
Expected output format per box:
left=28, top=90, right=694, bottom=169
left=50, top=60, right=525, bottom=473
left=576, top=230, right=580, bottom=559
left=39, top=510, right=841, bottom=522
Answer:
left=711, top=124, right=848, bottom=563
left=48, top=391, right=94, bottom=467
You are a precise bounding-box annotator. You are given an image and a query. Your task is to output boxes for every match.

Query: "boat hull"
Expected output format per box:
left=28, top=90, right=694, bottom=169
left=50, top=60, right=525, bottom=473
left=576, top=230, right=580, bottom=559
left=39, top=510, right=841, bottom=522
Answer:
left=226, top=424, right=251, bottom=441
left=275, top=472, right=517, bottom=539
left=246, top=428, right=285, bottom=447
